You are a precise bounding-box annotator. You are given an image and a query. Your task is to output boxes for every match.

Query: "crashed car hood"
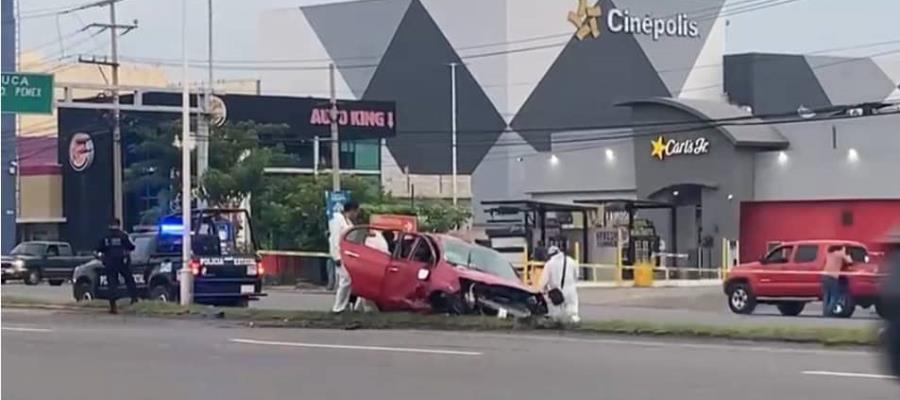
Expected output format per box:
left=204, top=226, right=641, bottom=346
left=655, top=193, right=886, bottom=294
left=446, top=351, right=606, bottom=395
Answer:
left=454, top=267, right=537, bottom=294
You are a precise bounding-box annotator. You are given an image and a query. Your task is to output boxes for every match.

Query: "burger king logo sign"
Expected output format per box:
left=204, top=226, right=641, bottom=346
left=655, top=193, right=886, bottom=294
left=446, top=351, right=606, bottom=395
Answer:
left=69, top=132, right=95, bottom=172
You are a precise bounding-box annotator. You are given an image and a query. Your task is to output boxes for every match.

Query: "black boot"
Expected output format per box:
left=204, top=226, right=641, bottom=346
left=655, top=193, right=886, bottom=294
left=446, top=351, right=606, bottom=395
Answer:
left=109, top=300, right=118, bottom=314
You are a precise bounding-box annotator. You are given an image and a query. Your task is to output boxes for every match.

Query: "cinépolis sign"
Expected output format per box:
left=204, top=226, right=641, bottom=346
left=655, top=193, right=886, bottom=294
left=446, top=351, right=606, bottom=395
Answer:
left=569, top=0, right=700, bottom=41
left=651, top=136, right=710, bottom=160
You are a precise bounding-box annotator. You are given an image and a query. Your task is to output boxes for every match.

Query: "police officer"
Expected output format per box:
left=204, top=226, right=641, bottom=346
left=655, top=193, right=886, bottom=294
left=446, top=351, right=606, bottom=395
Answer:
left=96, top=218, right=137, bottom=314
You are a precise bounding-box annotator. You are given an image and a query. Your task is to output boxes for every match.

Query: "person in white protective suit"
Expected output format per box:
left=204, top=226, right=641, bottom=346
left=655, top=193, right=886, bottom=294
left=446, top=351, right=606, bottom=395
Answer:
left=538, top=246, right=581, bottom=323
left=330, top=200, right=359, bottom=313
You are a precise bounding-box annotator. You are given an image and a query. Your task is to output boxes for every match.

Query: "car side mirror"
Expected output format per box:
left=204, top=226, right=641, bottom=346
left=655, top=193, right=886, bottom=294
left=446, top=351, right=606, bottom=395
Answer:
left=417, top=268, right=430, bottom=281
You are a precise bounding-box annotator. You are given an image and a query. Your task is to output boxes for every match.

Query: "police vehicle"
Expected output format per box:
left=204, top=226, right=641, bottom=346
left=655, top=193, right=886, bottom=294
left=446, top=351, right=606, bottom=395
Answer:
left=72, top=208, right=266, bottom=307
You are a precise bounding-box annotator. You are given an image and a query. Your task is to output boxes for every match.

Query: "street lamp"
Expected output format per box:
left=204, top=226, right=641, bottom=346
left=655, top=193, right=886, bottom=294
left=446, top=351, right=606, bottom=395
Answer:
left=179, top=0, right=193, bottom=306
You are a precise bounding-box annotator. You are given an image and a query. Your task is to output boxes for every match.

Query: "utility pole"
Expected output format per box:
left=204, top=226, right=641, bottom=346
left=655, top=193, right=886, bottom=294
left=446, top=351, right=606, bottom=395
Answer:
left=80, top=0, right=135, bottom=224
left=196, top=0, right=213, bottom=206
left=179, top=0, right=193, bottom=306
left=450, top=62, right=458, bottom=205
left=329, top=63, right=340, bottom=191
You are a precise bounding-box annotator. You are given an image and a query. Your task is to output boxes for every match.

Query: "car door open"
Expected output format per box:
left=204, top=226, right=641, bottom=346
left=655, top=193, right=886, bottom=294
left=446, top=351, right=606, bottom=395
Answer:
left=340, top=226, right=394, bottom=303
left=380, top=234, right=435, bottom=311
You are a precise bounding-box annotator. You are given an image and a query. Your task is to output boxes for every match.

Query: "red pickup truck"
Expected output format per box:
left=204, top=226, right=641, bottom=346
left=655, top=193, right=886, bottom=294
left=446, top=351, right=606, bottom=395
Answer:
left=724, top=240, right=884, bottom=318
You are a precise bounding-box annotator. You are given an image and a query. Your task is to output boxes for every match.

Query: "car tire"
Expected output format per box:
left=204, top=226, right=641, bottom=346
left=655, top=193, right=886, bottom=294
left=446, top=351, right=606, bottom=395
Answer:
left=777, top=301, right=806, bottom=316
left=48, top=279, right=65, bottom=286
left=832, top=293, right=856, bottom=318
left=73, top=280, right=95, bottom=302
left=24, top=269, right=41, bottom=286
left=727, top=282, right=757, bottom=314
left=149, top=284, right=172, bottom=302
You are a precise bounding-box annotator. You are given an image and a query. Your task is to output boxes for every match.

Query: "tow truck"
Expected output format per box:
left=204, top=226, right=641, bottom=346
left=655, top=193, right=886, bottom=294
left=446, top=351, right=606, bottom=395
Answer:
left=72, top=208, right=266, bottom=307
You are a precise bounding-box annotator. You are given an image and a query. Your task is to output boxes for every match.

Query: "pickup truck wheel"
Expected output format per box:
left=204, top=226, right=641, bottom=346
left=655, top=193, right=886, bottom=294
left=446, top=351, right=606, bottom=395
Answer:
left=48, top=279, right=65, bottom=286
left=727, top=283, right=757, bottom=314
left=832, top=294, right=856, bottom=318
left=24, top=269, right=42, bottom=285
left=73, top=281, right=94, bottom=302
left=149, top=285, right=172, bottom=302
left=777, top=301, right=806, bottom=316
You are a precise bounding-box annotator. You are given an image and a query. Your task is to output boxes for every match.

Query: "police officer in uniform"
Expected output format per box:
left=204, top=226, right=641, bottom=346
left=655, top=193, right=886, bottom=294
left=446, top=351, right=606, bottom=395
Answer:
left=96, top=218, right=137, bottom=314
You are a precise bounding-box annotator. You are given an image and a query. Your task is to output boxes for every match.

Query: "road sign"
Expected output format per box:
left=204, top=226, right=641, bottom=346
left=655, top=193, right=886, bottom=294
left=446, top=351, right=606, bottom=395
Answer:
left=325, top=190, right=351, bottom=222
left=1, top=72, right=54, bottom=114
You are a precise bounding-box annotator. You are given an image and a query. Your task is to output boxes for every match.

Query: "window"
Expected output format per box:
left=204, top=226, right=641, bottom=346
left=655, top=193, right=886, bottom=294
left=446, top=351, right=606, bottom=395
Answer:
left=132, top=236, right=155, bottom=264
left=57, top=244, right=73, bottom=257
left=411, top=239, right=435, bottom=264
left=345, top=227, right=369, bottom=245
left=395, top=234, right=417, bottom=260
left=764, top=246, right=793, bottom=264
left=847, top=246, right=868, bottom=263
left=794, top=245, right=819, bottom=263
left=363, top=229, right=396, bottom=255
left=46, top=245, right=60, bottom=257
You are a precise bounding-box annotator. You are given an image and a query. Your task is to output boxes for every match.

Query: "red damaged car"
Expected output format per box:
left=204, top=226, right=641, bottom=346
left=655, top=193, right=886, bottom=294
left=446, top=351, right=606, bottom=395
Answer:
left=340, top=225, right=547, bottom=318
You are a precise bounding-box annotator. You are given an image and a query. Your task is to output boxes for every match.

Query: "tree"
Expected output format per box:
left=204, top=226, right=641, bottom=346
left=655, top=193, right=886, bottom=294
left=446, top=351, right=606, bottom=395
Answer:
left=124, top=119, right=292, bottom=224
left=200, top=121, right=294, bottom=208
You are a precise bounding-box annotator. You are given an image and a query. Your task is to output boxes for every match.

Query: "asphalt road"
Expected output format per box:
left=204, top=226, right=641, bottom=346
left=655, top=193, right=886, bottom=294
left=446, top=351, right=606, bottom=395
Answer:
left=2, top=309, right=896, bottom=400
left=1, top=282, right=882, bottom=328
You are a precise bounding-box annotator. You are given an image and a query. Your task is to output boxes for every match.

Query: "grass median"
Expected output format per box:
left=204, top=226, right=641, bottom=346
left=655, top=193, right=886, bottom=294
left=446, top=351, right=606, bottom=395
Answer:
left=1, top=295, right=879, bottom=347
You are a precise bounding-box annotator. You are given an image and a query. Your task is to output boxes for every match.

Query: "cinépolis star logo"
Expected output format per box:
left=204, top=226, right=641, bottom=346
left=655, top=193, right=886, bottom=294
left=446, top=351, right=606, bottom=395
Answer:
left=568, top=0, right=601, bottom=40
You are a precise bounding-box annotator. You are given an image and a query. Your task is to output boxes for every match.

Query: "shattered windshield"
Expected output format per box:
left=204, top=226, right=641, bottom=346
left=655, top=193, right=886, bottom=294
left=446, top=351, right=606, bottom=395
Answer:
left=441, top=237, right=519, bottom=282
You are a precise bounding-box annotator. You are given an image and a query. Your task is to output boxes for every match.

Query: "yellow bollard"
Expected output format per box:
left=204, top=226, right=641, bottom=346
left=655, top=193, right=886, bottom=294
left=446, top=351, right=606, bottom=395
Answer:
left=634, top=262, right=654, bottom=287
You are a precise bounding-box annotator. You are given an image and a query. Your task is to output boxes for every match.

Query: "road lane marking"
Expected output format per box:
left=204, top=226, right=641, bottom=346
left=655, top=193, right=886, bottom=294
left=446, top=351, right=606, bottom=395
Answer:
left=230, top=338, right=482, bottom=356
left=2, top=326, right=53, bottom=333
left=430, top=331, right=870, bottom=357
left=802, top=371, right=895, bottom=380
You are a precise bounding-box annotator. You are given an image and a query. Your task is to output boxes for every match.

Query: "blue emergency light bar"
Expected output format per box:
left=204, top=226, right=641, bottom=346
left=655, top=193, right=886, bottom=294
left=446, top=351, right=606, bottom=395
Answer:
left=160, top=224, right=184, bottom=235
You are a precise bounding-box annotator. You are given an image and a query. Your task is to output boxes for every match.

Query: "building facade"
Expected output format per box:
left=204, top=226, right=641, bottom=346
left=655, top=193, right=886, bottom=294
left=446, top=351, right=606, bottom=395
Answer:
left=264, top=0, right=900, bottom=266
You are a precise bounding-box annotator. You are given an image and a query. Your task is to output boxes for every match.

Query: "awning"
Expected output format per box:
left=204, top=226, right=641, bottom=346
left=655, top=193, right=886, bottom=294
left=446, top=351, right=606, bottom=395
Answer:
left=618, top=97, right=789, bottom=150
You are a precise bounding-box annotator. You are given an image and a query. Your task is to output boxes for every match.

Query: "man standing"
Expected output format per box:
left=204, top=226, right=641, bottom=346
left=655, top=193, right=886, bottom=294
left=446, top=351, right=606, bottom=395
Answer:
left=822, top=245, right=852, bottom=317
left=330, top=200, right=360, bottom=313
left=96, top=218, right=137, bottom=314
left=538, top=245, right=580, bottom=323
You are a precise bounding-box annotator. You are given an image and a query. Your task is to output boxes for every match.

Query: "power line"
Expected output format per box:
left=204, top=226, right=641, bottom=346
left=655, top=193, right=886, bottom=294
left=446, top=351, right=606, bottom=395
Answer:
left=117, top=0, right=805, bottom=69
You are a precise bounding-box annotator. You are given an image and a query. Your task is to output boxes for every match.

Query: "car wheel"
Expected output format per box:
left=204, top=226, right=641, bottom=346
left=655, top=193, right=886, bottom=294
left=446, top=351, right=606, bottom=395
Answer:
left=727, top=282, right=757, bottom=314
left=73, top=281, right=95, bottom=302
left=48, top=279, right=65, bottom=286
left=149, top=284, right=172, bottom=302
left=24, top=269, right=41, bottom=285
left=777, top=301, right=806, bottom=316
left=832, top=294, right=856, bottom=318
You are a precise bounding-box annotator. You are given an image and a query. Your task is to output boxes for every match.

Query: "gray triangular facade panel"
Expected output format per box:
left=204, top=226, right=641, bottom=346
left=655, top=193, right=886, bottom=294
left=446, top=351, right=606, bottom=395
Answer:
left=805, top=55, right=896, bottom=105
left=724, top=54, right=832, bottom=117
left=363, top=0, right=506, bottom=175
left=510, top=0, right=671, bottom=151
left=303, top=0, right=412, bottom=98
left=614, top=0, right=725, bottom=96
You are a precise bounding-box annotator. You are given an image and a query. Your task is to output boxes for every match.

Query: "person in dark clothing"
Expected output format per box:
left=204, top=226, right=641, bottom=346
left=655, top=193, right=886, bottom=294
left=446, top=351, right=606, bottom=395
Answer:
left=95, top=218, right=137, bottom=314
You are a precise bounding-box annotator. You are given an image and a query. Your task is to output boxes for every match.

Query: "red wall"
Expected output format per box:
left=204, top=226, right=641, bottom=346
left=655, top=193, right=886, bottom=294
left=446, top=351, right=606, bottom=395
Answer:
left=740, top=199, right=900, bottom=262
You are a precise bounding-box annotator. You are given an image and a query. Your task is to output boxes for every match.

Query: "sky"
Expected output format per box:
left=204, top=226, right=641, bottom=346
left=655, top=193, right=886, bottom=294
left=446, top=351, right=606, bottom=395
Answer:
left=14, top=0, right=900, bottom=83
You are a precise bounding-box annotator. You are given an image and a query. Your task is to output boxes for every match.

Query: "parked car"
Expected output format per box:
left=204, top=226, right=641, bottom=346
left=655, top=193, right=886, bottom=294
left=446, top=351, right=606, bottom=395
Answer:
left=1, top=241, right=94, bottom=285
left=340, top=225, right=547, bottom=318
left=724, top=240, right=884, bottom=318
left=73, top=209, right=266, bottom=307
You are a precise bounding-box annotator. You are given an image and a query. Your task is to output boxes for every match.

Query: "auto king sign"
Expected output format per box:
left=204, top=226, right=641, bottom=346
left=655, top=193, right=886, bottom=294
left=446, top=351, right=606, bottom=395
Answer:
left=1, top=72, right=54, bottom=114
